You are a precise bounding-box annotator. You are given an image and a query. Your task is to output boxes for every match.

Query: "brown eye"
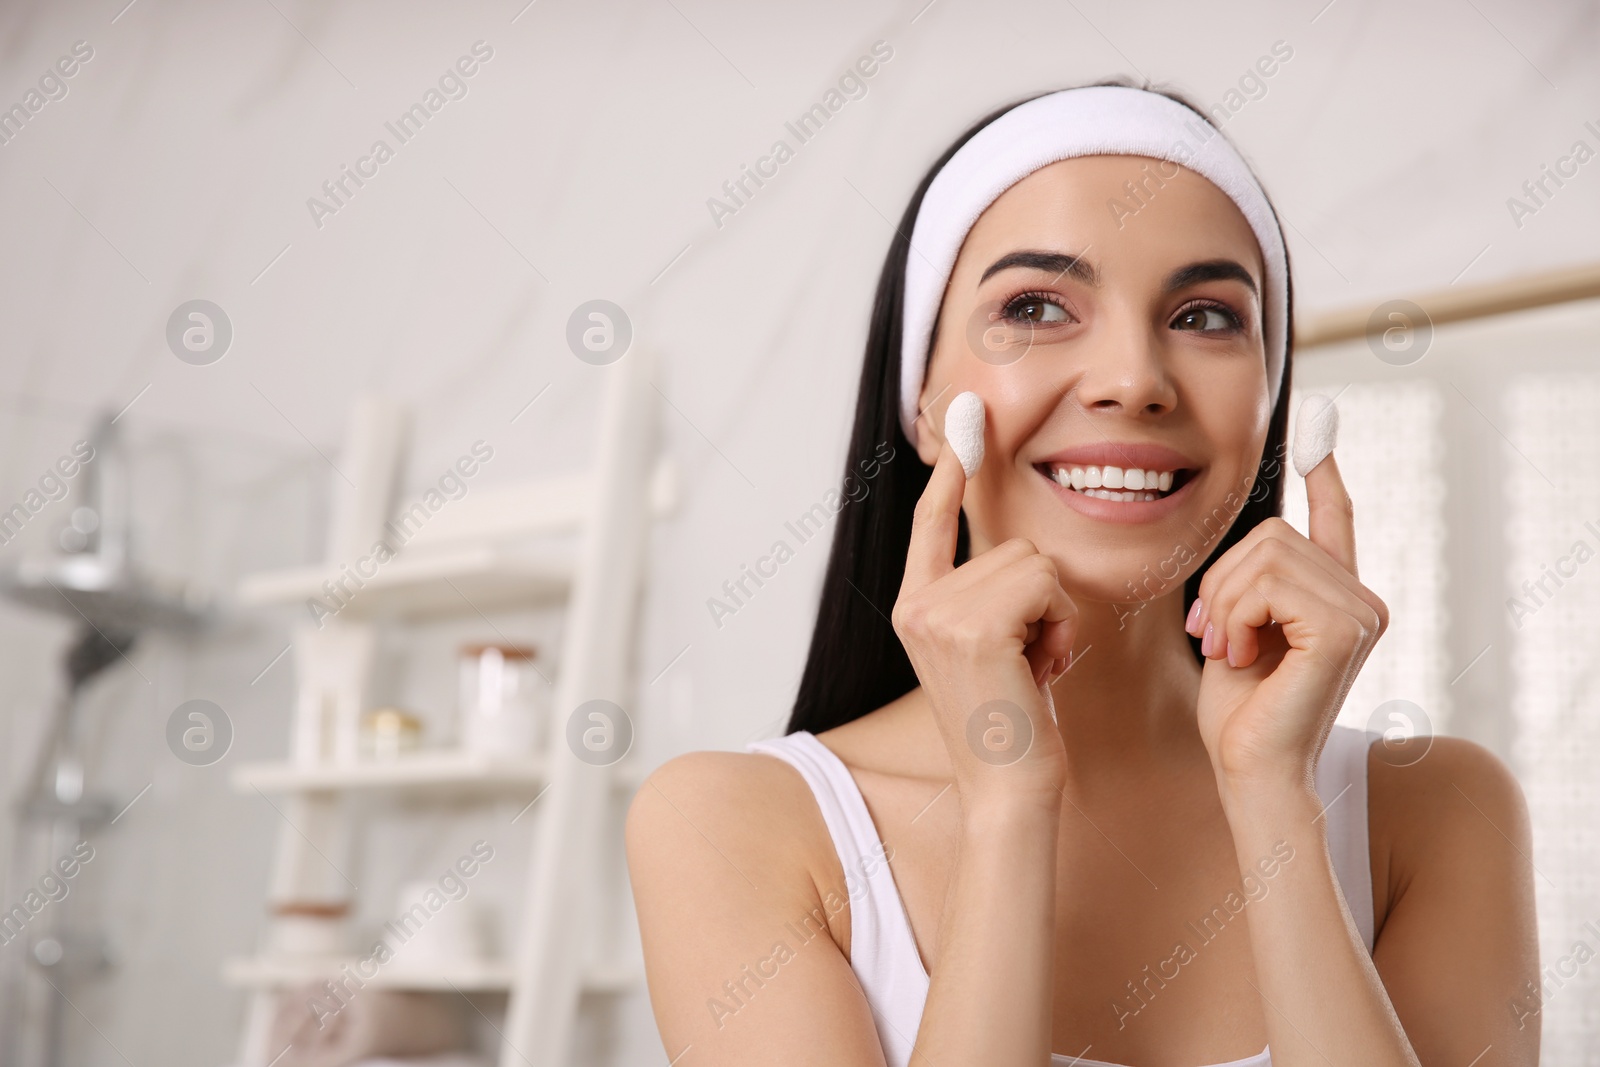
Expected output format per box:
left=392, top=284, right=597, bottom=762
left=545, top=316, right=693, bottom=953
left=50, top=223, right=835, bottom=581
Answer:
left=1003, top=296, right=1070, bottom=324
left=1172, top=305, right=1237, bottom=332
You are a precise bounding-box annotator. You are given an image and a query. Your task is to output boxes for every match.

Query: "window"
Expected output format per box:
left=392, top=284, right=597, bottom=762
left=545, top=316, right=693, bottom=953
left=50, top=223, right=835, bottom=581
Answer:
left=1294, top=299, right=1600, bottom=1061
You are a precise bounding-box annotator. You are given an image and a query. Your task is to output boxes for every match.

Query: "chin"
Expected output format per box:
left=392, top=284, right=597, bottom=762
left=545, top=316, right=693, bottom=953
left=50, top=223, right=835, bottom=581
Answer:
left=1056, top=557, right=1192, bottom=610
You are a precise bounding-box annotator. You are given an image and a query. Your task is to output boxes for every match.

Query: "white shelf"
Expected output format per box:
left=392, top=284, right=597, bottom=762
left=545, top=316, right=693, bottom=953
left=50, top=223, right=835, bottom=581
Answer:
left=223, top=955, right=517, bottom=991
left=236, top=542, right=573, bottom=620
left=230, top=381, right=663, bottom=1067
left=232, top=750, right=643, bottom=795
left=233, top=462, right=677, bottom=623
left=232, top=750, right=545, bottom=794
left=222, top=955, right=638, bottom=994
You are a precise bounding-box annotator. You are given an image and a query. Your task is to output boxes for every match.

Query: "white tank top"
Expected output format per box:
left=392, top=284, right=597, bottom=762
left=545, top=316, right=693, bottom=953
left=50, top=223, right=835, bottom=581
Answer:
left=747, top=724, right=1378, bottom=1067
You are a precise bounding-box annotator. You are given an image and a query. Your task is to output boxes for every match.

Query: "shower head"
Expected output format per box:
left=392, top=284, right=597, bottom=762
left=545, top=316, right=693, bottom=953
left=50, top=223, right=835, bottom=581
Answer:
left=0, top=554, right=205, bottom=634
left=0, top=414, right=208, bottom=636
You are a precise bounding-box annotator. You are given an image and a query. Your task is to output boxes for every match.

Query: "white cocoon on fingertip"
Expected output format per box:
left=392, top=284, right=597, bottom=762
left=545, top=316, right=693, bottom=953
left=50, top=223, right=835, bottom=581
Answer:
left=944, top=391, right=985, bottom=478
left=1292, top=393, right=1340, bottom=477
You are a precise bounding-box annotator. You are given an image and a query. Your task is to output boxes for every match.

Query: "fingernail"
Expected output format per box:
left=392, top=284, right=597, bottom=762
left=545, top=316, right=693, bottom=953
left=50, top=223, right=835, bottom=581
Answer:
left=1201, top=622, right=1215, bottom=657
left=1226, top=642, right=1238, bottom=667
left=1185, top=598, right=1203, bottom=635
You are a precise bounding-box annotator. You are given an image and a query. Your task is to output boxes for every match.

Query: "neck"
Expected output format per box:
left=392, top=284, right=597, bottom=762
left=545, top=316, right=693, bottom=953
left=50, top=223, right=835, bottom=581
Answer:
left=1043, top=589, right=1203, bottom=773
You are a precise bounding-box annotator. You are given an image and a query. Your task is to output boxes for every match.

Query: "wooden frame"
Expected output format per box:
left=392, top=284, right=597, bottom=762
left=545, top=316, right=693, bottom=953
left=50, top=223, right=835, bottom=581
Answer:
left=1295, top=262, right=1600, bottom=351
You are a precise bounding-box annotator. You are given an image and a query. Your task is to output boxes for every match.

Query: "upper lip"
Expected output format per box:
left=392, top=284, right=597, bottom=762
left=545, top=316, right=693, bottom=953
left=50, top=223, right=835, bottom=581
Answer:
left=1033, top=442, right=1199, bottom=471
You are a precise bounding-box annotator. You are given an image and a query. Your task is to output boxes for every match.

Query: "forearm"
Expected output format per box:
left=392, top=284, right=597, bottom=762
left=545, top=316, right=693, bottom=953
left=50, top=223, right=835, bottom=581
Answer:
left=911, top=795, right=1061, bottom=1066
left=1219, top=779, right=1420, bottom=1067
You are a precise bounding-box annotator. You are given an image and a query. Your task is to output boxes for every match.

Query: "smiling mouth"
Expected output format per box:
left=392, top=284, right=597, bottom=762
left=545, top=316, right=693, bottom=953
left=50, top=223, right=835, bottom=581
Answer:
left=1034, top=462, right=1197, bottom=503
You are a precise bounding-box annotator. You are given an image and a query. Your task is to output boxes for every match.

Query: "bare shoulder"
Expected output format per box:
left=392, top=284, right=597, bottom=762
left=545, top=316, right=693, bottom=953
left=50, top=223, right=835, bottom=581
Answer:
left=1367, top=734, right=1527, bottom=838
left=625, top=749, right=887, bottom=1063
left=628, top=748, right=811, bottom=824
left=626, top=748, right=840, bottom=915
left=1366, top=734, right=1531, bottom=916
left=624, top=748, right=896, bottom=1062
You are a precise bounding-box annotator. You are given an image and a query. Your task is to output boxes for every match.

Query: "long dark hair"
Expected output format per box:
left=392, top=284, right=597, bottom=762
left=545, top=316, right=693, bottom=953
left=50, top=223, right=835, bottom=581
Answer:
left=787, top=79, right=1295, bottom=736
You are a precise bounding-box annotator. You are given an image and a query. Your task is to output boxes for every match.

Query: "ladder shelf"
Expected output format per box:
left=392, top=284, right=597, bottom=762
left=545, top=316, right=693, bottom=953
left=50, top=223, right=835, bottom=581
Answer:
left=229, top=354, right=662, bottom=1067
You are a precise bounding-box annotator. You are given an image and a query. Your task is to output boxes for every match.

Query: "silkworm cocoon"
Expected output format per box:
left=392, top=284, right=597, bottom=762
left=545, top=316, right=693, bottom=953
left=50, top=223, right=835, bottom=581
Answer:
left=944, top=391, right=985, bottom=478
left=1293, top=394, right=1339, bottom=477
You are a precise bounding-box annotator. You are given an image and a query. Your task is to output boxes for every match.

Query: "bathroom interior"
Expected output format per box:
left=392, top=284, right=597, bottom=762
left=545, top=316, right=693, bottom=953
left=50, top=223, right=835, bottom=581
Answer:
left=1, top=0, right=1597, bottom=1064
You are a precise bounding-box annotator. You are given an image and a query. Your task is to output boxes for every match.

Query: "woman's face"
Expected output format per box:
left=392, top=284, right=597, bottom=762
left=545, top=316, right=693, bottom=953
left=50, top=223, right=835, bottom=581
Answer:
left=915, top=154, right=1273, bottom=606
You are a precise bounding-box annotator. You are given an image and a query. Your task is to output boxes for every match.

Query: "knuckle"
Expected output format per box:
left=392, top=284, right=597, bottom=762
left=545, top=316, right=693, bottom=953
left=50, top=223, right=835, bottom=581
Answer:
left=912, top=495, right=945, bottom=530
left=1362, top=608, right=1383, bottom=641
left=949, top=614, right=990, bottom=650
left=894, top=593, right=931, bottom=637
left=1253, top=536, right=1291, bottom=566
left=891, top=604, right=919, bottom=642
left=1026, top=569, right=1057, bottom=597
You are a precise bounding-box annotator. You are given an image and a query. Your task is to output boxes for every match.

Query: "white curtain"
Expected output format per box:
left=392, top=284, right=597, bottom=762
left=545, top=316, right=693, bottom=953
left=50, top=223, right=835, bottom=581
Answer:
left=1508, top=372, right=1600, bottom=1063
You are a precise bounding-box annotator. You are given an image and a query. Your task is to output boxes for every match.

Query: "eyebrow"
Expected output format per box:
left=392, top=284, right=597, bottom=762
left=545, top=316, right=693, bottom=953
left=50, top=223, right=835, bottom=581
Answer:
left=1162, top=259, right=1258, bottom=297
left=979, top=250, right=1097, bottom=286
left=978, top=250, right=1259, bottom=298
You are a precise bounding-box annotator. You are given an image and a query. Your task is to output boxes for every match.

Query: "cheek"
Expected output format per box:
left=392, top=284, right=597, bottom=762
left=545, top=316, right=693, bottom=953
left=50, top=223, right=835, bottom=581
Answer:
left=1191, top=369, right=1271, bottom=447
left=1200, top=396, right=1273, bottom=503
left=1220, top=400, right=1269, bottom=449
left=1236, top=397, right=1274, bottom=464
left=956, top=360, right=1062, bottom=457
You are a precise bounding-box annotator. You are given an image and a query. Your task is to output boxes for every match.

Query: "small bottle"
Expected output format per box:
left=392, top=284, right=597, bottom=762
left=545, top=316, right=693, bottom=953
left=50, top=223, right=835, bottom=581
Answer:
left=361, top=707, right=423, bottom=761
left=457, top=644, right=542, bottom=757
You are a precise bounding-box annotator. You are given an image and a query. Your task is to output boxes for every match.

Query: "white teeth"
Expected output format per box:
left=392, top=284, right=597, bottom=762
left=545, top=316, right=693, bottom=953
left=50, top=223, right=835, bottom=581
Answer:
left=1046, top=464, right=1182, bottom=500
left=1078, top=489, right=1157, bottom=502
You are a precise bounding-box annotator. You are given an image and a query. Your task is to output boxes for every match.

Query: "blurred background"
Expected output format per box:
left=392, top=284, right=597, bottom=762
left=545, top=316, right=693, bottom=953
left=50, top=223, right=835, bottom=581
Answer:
left=0, top=0, right=1597, bottom=1064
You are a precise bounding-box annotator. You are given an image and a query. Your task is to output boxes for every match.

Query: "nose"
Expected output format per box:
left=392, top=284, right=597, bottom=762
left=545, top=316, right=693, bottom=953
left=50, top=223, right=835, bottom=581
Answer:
left=1071, top=313, right=1178, bottom=417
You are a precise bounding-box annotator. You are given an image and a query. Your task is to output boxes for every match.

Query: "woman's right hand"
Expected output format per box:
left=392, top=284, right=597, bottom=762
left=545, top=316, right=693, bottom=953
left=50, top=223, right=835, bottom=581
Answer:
left=893, top=432, right=1078, bottom=807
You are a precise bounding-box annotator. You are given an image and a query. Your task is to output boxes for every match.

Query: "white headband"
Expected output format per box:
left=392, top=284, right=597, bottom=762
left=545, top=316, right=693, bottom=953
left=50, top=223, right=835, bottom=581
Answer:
left=898, top=85, right=1289, bottom=447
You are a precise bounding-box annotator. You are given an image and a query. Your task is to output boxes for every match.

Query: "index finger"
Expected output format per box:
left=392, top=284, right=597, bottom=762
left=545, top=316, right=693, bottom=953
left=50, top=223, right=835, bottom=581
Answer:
left=1305, top=451, right=1358, bottom=578
left=901, top=437, right=968, bottom=593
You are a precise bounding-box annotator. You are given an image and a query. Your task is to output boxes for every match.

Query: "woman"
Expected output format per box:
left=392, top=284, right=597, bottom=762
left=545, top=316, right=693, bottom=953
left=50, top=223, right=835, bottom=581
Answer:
left=627, top=82, right=1538, bottom=1066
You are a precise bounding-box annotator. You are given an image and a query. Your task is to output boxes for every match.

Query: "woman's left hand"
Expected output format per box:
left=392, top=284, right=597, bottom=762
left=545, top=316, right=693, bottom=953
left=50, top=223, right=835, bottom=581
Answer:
left=1189, top=452, right=1389, bottom=793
